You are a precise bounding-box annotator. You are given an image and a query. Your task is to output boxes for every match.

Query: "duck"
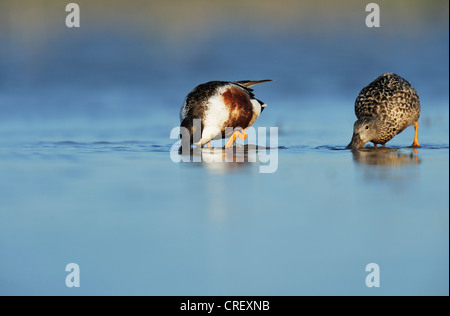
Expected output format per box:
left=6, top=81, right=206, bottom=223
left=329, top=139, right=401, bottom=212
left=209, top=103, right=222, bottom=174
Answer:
left=347, top=73, right=421, bottom=150
left=180, top=80, right=272, bottom=148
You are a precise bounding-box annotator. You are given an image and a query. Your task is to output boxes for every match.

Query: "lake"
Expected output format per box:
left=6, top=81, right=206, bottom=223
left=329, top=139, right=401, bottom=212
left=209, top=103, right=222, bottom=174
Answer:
left=0, top=0, right=448, bottom=296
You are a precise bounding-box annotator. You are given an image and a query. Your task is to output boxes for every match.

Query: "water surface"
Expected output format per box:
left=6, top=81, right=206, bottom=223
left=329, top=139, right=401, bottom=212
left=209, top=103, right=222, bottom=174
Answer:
left=0, top=0, right=448, bottom=296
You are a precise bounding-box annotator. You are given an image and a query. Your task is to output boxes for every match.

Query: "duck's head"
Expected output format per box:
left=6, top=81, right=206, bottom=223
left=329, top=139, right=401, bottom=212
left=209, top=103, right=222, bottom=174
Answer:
left=179, top=116, right=204, bottom=151
left=346, top=117, right=379, bottom=150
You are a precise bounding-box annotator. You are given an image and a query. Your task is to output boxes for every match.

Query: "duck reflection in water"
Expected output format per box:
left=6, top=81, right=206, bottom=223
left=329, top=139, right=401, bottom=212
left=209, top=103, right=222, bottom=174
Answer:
left=351, top=147, right=421, bottom=182
left=179, top=144, right=273, bottom=174
left=352, top=147, right=421, bottom=183
left=352, top=147, right=421, bottom=166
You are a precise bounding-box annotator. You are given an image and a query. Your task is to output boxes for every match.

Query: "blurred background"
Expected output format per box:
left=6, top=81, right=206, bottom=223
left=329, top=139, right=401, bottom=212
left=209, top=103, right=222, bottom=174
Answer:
left=0, top=0, right=448, bottom=127
left=0, top=0, right=448, bottom=296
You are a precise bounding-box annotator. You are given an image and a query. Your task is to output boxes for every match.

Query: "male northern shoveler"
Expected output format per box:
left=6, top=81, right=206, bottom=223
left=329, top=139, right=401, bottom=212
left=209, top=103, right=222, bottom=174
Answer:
left=180, top=80, right=272, bottom=148
left=347, top=73, right=421, bottom=149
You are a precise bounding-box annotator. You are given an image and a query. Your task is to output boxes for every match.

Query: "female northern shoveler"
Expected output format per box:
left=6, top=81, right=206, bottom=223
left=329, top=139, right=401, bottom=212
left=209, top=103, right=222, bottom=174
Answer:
left=347, top=73, right=421, bottom=149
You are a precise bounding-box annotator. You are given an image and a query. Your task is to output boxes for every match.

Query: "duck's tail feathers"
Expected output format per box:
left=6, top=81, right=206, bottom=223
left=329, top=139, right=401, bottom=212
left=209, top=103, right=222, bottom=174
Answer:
left=233, top=79, right=273, bottom=88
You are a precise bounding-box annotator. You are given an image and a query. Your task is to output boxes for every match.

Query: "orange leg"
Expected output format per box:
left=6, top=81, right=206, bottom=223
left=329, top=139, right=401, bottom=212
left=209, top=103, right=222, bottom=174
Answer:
left=224, top=130, right=247, bottom=148
left=412, top=121, right=421, bottom=148
left=206, top=142, right=211, bottom=148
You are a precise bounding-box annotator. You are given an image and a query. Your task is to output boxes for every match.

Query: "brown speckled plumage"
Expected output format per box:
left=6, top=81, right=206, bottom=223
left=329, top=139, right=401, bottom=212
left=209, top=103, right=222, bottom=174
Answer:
left=353, top=73, right=420, bottom=146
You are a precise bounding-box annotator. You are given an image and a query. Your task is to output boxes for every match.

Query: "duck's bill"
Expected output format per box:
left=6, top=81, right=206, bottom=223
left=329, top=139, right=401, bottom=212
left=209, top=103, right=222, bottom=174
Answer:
left=346, top=133, right=365, bottom=150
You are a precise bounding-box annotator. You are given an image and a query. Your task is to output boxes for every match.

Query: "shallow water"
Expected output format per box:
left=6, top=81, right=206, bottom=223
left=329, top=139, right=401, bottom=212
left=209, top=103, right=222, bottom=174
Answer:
left=0, top=103, right=448, bottom=296
left=0, top=0, right=449, bottom=296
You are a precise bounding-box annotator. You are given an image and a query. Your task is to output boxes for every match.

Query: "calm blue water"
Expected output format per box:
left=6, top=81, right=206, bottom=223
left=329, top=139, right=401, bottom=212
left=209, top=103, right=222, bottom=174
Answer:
left=0, top=2, right=449, bottom=296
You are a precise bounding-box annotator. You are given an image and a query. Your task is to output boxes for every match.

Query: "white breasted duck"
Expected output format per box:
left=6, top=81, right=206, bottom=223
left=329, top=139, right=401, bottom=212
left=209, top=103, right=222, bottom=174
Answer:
left=180, top=80, right=272, bottom=148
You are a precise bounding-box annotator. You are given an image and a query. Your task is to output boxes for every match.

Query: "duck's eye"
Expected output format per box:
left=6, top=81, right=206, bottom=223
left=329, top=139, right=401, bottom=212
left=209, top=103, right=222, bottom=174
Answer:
left=365, top=125, right=369, bottom=130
